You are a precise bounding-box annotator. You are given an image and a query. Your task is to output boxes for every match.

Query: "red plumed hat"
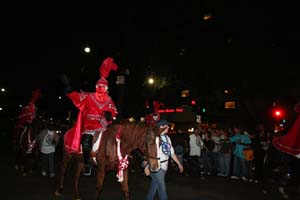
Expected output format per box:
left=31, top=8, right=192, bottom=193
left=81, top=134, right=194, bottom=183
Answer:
left=153, top=101, right=164, bottom=114
left=31, top=89, right=42, bottom=103
left=96, top=57, right=118, bottom=87
left=99, top=57, right=118, bottom=79
left=96, top=77, right=108, bottom=87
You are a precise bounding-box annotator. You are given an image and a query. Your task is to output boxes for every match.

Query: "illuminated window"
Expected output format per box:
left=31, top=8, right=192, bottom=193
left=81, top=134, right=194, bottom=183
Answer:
left=203, top=13, right=213, bottom=21
left=181, top=90, right=189, bottom=98
left=224, top=101, right=236, bottom=109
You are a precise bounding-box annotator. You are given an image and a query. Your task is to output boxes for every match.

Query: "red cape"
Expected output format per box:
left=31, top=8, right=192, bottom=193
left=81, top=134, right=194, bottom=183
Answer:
left=272, top=115, right=300, bottom=156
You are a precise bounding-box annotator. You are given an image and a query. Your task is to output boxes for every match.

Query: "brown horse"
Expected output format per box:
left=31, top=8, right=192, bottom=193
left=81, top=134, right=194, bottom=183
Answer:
left=55, top=121, right=161, bottom=200
left=14, top=116, right=45, bottom=175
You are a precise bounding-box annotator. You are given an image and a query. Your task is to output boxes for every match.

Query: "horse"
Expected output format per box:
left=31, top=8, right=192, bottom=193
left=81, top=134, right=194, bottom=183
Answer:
left=262, top=145, right=291, bottom=199
left=14, top=115, right=45, bottom=176
left=55, top=121, right=161, bottom=200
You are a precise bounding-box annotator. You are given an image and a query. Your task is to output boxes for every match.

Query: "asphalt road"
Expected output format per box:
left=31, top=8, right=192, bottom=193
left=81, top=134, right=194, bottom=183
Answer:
left=1, top=135, right=298, bottom=200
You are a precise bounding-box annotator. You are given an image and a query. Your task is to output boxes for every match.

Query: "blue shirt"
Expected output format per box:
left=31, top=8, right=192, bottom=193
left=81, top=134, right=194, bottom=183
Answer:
left=230, top=133, right=251, bottom=158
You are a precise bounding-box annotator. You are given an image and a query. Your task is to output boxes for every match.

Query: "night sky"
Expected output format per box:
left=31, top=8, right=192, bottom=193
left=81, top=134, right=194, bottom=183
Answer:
left=1, top=1, right=299, bottom=119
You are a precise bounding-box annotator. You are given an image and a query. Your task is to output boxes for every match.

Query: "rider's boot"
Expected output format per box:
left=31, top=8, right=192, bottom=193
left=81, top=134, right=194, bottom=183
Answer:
left=81, top=134, right=93, bottom=176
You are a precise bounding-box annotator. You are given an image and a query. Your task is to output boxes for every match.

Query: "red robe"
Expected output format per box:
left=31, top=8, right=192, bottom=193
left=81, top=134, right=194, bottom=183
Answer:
left=272, top=115, right=300, bottom=156
left=64, top=91, right=118, bottom=153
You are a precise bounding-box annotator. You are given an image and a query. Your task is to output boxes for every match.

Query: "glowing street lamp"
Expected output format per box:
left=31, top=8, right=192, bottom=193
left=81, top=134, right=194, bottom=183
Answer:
left=148, top=77, right=154, bottom=85
left=84, top=47, right=91, bottom=53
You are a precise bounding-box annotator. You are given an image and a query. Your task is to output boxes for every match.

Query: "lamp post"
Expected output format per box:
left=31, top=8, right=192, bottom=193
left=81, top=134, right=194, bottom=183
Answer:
left=145, top=76, right=155, bottom=111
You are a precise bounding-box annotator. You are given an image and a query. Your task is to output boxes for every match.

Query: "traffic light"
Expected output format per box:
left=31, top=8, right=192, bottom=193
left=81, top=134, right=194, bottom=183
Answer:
left=191, top=100, right=196, bottom=105
left=273, top=108, right=284, bottom=119
left=202, top=108, right=206, bottom=113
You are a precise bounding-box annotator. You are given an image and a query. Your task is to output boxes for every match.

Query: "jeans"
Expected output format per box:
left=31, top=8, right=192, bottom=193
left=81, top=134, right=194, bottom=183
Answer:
left=190, top=156, right=201, bottom=176
left=41, top=152, right=55, bottom=174
left=202, top=151, right=212, bottom=174
left=146, top=169, right=168, bottom=200
left=218, top=153, right=231, bottom=176
left=232, top=155, right=246, bottom=177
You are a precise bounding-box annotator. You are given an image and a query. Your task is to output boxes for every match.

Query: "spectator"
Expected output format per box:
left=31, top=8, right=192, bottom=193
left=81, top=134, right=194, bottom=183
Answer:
left=37, top=121, right=60, bottom=178
left=144, top=119, right=183, bottom=200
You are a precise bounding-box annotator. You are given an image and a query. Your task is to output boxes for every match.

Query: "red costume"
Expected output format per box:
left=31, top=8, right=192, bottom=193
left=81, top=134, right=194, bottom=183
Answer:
left=64, top=57, right=118, bottom=154
left=14, top=89, right=42, bottom=140
left=272, top=102, right=300, bottom=157
left=145, top=101, right=164, bottom=126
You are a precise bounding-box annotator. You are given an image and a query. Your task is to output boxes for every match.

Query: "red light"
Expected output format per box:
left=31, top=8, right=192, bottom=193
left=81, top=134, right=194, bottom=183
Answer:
left=191, top=100, right=196, bottom=105
left=273, top=108, right=284, bottom=119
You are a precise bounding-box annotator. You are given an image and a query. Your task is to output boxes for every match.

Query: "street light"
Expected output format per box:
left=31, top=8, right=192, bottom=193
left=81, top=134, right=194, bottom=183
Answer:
left=148, top=77, right=154, bottom=85
left=84, top=47, right=91, bottom=53
left=1, top=88, right=5, bottom=92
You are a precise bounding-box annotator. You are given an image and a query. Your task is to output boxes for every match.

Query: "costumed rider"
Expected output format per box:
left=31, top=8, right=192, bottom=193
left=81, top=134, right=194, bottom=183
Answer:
left=14, top=89, right=42, bottom=149
left=145, top=101, right=164, bottom=126
left=273, top=101, right=300, bottom=158
left=61, top=57, right=118, bottom=176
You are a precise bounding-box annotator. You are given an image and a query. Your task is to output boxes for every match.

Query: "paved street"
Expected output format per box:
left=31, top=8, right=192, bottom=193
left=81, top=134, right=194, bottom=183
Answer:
left=1, top=135, right=298, bottom=200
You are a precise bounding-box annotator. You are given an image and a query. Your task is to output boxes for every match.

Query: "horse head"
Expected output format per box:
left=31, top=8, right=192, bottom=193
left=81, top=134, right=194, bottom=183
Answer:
left=139, top=125, right=161, bottom=172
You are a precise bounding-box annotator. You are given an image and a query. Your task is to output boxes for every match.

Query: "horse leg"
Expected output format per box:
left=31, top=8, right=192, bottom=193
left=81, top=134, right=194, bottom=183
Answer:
left=120, top=169, right=130, bottom=200
left=74, top=157, right=84, bottom=200
left=95, top=162, right=106, bottom=200
left=55, top=152, right=72, bottom=196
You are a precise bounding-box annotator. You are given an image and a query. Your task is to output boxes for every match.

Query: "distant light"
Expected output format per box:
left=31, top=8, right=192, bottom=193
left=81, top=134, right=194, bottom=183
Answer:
left=0, top=107, right=2, bottom=111
left=282, top=119, right=286, bottom=123
left=225, top=101, right=236, bottom=109
left=66, top=118, right=70, bottom=121
left=128, top=117, right=135, bottom=122
left=202, top=108, right=206, bottom=113
left=84, top=47, right=91, bottom=53
left=1, top=88, right=5, bottom=92
left=148, top=77, right=154, bottom=85
left=19, top=104, right=22, bottom=108
left=58, top=96, right=62, bottom=100
left=191, top=100, right=196, bottom=105
left=203, top=13, right=213, bottom=21
left=181, top=90, right=189, bottom=98
left=224, top=90, right=229, bottom=94
left=188, top=128, right=194, bottom=133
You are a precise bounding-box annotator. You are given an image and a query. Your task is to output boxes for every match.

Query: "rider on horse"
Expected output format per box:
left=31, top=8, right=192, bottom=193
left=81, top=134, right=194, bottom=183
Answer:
left=61, top=57, right=118, bottom=176
left=13, top=89, right=42, bottom=171
left=13, top=89, right=42, bottom=151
